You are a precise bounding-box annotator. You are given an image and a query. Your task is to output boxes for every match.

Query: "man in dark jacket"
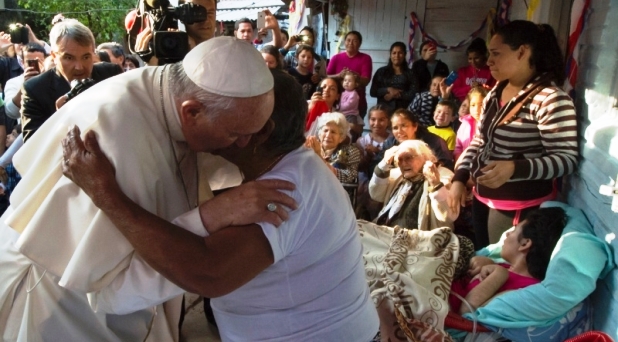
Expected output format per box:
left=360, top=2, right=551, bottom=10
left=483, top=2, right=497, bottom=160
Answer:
left=21, top=19, right=122, bottom=141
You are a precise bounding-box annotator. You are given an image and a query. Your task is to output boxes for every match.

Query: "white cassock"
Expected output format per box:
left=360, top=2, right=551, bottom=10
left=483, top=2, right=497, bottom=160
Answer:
left=0, top=66, right=212, bottom=341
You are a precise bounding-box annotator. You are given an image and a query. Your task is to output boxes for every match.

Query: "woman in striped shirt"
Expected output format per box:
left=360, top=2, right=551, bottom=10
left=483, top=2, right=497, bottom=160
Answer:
left=448, top=20, right=578, bottom=248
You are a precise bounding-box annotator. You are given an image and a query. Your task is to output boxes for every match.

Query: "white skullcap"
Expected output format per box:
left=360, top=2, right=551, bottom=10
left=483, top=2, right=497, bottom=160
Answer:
left=183, top=36, right=273, bottom=98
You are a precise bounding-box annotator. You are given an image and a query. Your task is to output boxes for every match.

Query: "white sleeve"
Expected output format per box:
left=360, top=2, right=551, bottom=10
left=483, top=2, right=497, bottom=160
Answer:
left=0, top=134, right=23, bottom=167
left=170, top=207, right=209, bottom=237
left=3, top=76, right=21, bottom=103
left=4, top=76, right=23, bottom=119
left=89, top=208, right=208, bottom=314
left=4, top=99, right=20, bottom=119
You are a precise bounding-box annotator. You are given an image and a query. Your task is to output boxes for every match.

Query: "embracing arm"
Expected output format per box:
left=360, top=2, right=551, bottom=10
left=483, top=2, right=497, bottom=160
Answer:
left=61, top=127, right=297, bottom=298
left=87, top=186, right=274, bottom=297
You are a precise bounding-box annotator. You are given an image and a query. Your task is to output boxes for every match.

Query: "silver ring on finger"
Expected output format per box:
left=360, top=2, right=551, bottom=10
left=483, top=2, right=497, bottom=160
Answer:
left=267, top=203, right=277, bottom=212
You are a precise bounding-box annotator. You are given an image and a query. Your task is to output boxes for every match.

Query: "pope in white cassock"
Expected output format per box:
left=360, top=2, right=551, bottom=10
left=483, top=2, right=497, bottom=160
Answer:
left=0, top=37, right=295, bottom=341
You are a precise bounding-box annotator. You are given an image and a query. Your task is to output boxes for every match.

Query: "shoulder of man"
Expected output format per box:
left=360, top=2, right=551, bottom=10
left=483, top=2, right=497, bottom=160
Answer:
left=22, top=68, right=59, bottom=92
left=92, top=62, right=123, bottom=81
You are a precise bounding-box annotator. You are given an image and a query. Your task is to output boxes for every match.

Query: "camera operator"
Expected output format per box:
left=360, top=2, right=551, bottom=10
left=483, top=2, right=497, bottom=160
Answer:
left=20, top=19, right=122, bottom=142
left=135, top=0, right=216, bottom=66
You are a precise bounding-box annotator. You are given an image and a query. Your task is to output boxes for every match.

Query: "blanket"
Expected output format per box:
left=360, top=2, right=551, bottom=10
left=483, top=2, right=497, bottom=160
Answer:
left=359, top=220, right=459, bottom=342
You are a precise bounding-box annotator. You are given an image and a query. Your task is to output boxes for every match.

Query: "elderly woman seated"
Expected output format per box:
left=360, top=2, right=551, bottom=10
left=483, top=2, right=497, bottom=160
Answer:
left=370, top=139, right=457, bottom=230
left=305, top=112, right=361, bottom=189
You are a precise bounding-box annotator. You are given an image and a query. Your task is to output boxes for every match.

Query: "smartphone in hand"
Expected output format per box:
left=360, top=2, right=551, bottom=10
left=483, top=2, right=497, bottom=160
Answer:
left=257, top=11, right=266, bottom=29
left=26, top=59, right=40, bottom=73
left=445, top=71, right=458, bottom=86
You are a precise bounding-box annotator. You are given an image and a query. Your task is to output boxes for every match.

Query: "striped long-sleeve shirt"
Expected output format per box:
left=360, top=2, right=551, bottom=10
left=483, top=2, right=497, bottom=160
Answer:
left=453, top=74, right=578, bottom=201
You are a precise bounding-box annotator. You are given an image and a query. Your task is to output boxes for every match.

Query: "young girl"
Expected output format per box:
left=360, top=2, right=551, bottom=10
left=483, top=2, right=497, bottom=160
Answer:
left=287, top=45, right=318, bottom=99
left=339, top=71, right=364, bottom=141
left=408, top=75, right=449, bottom=127
left=355, top=105, right=393, bottom=219
left=357, top=105, right=392, bottom=177
left=453, top=86, right=488, bottom=161
left=451, top=38, right=496, bottom=102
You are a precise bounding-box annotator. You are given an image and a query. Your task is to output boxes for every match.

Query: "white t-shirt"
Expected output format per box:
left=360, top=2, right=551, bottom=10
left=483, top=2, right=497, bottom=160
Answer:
left=211, top=147, right=379, bottom=341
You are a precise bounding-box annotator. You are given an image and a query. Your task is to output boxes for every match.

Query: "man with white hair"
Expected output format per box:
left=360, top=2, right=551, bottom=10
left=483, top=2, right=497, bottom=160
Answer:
left=0, top=37, right=295, bottom=341
left=20, top=19, right=123, bottom=141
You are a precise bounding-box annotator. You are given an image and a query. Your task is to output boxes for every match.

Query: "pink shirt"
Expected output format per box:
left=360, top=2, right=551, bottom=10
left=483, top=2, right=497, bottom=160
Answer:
left=454, top=114, right=477, bottom=161
left=449, top=263, right=540, bottom=312
left=327, top=52, right=373, bottom=110
left=451, top=65, right=496, bottom=102
left=339, top=90, right=360, bottom=116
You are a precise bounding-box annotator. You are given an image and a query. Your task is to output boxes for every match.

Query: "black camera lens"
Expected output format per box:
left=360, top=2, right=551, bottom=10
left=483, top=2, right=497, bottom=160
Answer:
left=161, top=36, right=178, bottom=50
left=153, top=31, right=189, bottom=62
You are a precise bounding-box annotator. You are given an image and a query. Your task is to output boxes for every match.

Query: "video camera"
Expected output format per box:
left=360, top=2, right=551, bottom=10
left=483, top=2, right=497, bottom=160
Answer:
left=127, top=0, right=207, bottom=65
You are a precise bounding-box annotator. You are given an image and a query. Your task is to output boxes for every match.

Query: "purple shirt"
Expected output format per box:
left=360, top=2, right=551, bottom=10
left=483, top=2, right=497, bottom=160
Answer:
left=327, top=52, right=373, bottom=111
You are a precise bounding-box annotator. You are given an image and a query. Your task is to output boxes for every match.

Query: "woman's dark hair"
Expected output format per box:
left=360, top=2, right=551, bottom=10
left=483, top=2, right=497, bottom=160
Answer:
left=299, top=26, right=315, bottom=40
left=260, top=45, right=283, bottom=69
left=391, top=108, right=430, bottom=138
left=386, top=42, right=409, bottom=72
left=320, top=77, right=343, bottom=108
left=125, top=54, right=140, bottom=68
left=280, top=29, right=289, bottom=41
left=419, top=40, right=432, bottom=55
left=263, top=69, right=307, bottom=155
left=466, top=37, right=488, bottom=57
left=520, top=206, right=567, bottom=280
left=392, top=108, right=419, bottom=125
left=96, top=50, right=111, bottom=63
left=494, top=20, right=566, bottom=85
left=345, top=31, right=362, bottom=45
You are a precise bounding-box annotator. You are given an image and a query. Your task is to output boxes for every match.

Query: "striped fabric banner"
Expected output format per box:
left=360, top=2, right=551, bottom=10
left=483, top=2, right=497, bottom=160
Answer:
left=408, top=9, right=498, bottom=64
left=564, top=0, right=591, bottom=98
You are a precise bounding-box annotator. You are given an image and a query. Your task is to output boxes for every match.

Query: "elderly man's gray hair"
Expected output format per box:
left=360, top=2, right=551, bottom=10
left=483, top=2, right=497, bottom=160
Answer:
left=49, top=19, right=95, bottom=51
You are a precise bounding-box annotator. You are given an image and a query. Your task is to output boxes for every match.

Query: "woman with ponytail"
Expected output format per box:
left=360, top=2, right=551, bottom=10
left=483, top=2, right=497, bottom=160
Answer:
left=448, top=20, right=578, bottom=248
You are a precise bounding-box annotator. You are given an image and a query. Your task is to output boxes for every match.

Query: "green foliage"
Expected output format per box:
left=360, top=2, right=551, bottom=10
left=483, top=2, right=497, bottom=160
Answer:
left=17, top=0, right=135, bottom=44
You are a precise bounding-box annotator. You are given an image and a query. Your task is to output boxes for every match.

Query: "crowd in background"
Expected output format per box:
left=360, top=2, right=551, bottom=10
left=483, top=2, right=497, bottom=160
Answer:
left=0, top=7, right=578, bottom=251
left=0, top=4, right=580, bottom=339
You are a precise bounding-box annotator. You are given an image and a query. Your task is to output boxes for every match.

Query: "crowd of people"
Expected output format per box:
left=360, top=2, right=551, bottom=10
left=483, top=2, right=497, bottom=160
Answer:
left=0, top=0, right=580, bottom=339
